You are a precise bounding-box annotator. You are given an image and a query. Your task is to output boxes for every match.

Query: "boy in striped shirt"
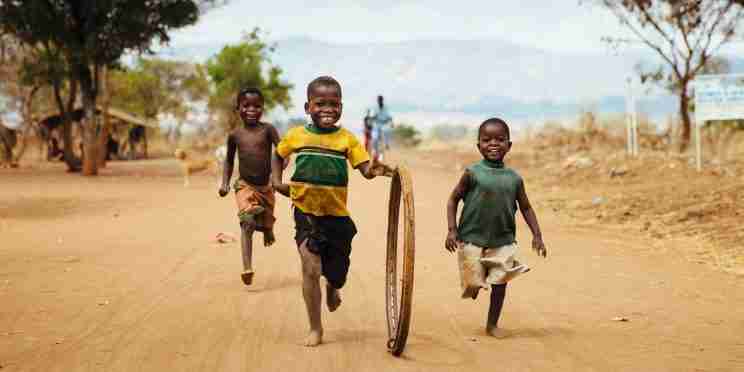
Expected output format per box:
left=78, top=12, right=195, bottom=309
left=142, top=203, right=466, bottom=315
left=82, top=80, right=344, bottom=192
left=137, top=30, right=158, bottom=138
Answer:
left=272, top=76, right=388, bottom=347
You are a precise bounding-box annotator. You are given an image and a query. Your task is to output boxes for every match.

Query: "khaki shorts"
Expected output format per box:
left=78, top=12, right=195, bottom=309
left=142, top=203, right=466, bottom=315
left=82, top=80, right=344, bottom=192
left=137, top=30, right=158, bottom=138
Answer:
left=457, top=242, right=529, bottom=299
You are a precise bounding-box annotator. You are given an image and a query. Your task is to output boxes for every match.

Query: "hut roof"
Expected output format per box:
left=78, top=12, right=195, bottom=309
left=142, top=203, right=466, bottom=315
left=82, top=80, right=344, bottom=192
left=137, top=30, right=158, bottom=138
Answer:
left=37, top=106, right=158, bottom=129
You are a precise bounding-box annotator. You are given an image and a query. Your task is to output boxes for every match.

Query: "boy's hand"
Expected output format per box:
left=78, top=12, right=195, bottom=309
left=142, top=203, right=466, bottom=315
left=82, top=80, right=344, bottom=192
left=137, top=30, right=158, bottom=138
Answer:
left=371, top=162, right=395, bottom=177
left=273, top=182, right=290, bottom=197
left=445, top=230, right=459, bottom=253
left=532, top=237, right=547, bottom=258
left=378, top=163, right=395, bottom=177
left=218, top=184, right=230, bottom=197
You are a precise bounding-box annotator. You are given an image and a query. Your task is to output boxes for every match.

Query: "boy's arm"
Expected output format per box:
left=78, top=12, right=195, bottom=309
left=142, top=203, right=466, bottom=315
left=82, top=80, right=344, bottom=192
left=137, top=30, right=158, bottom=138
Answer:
left=445, top=171, right=470, bottom=252
left=271, top=151, right=290, bottom=197
left=268, top=124, right=288, bottom=170
left=516, top=181, right=547, bottom=258
left=355, top=160, right=393, bottom=179
left=351, top=132, right=392, bottom=178
left=268, top=124, right=281, bottom=146
left=218, top=134, right=236, bottom=197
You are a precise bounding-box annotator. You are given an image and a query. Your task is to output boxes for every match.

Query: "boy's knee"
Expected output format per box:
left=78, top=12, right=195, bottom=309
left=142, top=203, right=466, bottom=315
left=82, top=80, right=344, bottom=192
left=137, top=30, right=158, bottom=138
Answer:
left=301, top=259, right=322, bottom=279
left=299, top=242, right=322, bottom=278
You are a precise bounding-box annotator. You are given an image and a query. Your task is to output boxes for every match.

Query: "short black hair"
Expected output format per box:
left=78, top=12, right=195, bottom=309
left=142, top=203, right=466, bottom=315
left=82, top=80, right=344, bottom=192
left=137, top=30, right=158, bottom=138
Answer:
left=478, top=117, right=510, bottom=140
left=236, top=87, right=264, bottom=108
left=307, top=76, right=342, bottom=99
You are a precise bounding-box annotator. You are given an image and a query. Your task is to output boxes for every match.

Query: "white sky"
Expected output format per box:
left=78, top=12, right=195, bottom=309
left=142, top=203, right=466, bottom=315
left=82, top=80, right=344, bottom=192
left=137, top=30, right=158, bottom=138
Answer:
left=168, top=0, right=636, bottom=53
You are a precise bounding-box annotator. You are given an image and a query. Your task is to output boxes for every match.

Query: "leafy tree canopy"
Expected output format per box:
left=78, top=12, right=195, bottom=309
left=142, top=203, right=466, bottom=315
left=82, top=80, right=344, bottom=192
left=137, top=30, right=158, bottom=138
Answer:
left=206, top=29, right=292, bottom=129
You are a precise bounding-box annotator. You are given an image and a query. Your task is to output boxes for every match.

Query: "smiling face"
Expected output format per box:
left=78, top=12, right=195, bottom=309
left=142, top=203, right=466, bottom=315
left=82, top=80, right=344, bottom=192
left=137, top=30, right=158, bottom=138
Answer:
left=478, top=122, right=511, bottom=162
left=305, top=84, right=342, bottom=128
left=236, top=93, right=264, bottom=125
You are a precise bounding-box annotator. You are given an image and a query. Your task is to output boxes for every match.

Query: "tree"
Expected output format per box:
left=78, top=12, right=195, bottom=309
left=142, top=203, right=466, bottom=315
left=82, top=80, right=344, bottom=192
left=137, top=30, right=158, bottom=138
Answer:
left=0, top=34, right=62, bottom=168
left=592, top=0, right=744, bottom=151
left=0, top=1, right=217, bottom=175
left=111, top=58, right=208, bottom=120
left=109, top=57, right=210, bottom=158
left=206, top=29, right=292, bottom=130
left=20, top=42, right=83, bottom=171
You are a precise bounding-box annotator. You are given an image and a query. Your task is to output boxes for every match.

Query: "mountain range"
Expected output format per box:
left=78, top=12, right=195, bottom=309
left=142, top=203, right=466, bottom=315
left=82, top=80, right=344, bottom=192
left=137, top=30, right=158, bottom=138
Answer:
left=163, top=37, right=744, bottom=131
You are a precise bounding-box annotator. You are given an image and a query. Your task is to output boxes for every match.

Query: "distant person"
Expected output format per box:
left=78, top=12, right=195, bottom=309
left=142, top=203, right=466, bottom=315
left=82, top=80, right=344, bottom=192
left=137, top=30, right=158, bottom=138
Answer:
left=445, top=117, right=547, bottom=338
left=363, top=108, right=373, bottom=153
left=218, top=87, right=282, bottom=287
left=106, top=134, right=119, bottom=161
left=271, top=76, right=391, bottom=347
left=370, top=95, right=393, bottom=162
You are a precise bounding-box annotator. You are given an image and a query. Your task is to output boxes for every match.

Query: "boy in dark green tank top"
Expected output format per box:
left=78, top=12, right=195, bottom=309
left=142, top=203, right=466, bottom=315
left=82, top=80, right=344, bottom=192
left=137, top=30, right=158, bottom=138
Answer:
left=445, top=118, right=547, bottom=338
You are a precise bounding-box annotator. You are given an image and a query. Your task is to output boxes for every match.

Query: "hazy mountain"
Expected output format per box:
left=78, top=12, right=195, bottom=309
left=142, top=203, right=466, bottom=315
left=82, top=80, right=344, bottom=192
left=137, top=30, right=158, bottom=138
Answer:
left=160, top=37, right=743, bottom=130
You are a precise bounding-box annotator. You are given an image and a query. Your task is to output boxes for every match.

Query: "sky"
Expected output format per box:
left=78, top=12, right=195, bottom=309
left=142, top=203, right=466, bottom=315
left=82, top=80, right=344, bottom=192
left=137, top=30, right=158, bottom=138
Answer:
left=167, top=0, right=635, bottom=54
left=152, top=0, right=744, bottom=130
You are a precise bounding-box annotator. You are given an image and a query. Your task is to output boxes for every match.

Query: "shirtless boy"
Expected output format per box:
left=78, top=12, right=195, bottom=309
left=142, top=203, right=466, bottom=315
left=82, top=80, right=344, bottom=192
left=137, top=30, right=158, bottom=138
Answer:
left=219, top=87, right=281, bottom=286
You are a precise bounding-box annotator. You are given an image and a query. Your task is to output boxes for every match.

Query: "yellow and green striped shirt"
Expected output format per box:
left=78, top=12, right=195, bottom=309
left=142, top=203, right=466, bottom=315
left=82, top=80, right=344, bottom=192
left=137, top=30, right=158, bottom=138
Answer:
left=276, top=124, right=370, bottom=217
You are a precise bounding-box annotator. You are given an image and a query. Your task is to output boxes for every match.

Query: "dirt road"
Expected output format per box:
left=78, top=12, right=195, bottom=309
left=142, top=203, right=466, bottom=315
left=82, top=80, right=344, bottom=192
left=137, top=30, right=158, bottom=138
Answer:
left=1, top=157, right=743, bottom=371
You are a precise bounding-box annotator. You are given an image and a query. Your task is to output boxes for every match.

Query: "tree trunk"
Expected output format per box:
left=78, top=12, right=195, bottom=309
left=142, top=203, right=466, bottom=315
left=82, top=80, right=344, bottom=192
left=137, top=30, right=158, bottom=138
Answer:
left=678, top=83, right=692, bottom=152
left=53, top=81, right=82, bottom=172
left=143, top=128, right=148, bottom=159
left=78, top=65, right=99, bottom=176
left=96, top=67, right=110, bottom=168
left=0, top=126, right=14, bottom=165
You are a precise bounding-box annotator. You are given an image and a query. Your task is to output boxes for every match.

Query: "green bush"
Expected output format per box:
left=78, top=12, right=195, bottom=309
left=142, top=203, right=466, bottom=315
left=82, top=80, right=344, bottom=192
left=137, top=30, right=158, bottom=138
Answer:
left=429, top=124, right=472, bottom=141
left=391, top=123, right=422, bottom=147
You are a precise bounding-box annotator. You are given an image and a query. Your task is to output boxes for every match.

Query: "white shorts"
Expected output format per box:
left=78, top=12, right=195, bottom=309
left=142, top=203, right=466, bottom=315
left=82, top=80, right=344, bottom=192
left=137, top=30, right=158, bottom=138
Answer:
left=457, top=242, right=529, bottom=299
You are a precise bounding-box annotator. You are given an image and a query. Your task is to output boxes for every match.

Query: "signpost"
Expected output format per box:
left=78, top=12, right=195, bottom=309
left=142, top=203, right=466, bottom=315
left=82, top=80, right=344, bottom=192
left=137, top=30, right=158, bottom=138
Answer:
left=626, top=77, right=639, bottom=157
left=692, top=74, right=744, bottom=171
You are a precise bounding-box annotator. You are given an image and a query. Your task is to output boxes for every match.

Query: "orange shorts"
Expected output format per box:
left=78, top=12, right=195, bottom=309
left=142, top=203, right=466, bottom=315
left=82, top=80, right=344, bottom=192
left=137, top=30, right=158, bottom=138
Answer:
left=234, top=179, right=275, bottom=232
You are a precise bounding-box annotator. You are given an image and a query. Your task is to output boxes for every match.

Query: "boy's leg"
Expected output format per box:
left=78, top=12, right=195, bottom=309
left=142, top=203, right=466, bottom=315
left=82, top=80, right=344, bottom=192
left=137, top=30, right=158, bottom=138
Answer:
left=298, top=240, right=324, bottom=346
left=326, top=283, right=341, bottom=312
left=260, top=203, right=276, bottom=247
left=486, top=283, right=507, bottom=336
left=263, top=229, right=275, bottom=247
left=240, top=220, right=256, bottom=285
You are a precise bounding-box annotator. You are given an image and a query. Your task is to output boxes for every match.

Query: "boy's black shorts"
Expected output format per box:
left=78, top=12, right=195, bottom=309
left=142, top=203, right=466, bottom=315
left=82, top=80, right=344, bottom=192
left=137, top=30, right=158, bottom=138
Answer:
left=294, top=207, right=357, bottom=289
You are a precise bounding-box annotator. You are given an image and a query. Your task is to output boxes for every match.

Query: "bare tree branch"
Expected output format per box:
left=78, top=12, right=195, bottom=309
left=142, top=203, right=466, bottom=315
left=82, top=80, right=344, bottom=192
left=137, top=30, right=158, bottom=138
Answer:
left=594, top=0, right=744, bottom=150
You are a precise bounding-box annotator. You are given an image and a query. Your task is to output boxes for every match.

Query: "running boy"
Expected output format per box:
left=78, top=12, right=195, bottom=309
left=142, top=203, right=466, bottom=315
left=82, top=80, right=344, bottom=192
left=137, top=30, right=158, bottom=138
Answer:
left=272, top=76, right=388, bottom=347
left=219, top=87, right=281, bottom=286
left=445, top=118, right=547, bottom=337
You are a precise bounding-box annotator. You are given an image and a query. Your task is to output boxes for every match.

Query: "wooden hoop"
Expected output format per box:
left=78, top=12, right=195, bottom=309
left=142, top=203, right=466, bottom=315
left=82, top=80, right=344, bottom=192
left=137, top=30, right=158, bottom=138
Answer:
left=385, top=165, right=415, bottom=356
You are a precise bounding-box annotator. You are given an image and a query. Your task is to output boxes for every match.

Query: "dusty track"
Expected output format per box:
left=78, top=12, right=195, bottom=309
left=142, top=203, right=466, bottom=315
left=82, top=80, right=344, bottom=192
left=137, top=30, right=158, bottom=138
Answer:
left=1, top=157, right=743, bottom=371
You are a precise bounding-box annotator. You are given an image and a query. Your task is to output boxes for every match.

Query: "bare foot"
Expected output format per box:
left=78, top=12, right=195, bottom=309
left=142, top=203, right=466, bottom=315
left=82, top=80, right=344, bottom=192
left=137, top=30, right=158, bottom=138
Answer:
left=241, top=270, right=254, bottom=286
left=486, top=327, right=510, bottom=339
left=304, top=329, right=323, bottom=347
left=263, top=230, right=275, bottom=247
left=326, top=285, right=342, bottom=312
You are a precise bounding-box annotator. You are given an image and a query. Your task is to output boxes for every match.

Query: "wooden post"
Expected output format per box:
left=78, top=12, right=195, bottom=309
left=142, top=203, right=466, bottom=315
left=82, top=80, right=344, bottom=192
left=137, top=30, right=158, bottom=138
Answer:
left=626, top=77, right=633, bottom=156
left=696, top=117, right=703, bottom=172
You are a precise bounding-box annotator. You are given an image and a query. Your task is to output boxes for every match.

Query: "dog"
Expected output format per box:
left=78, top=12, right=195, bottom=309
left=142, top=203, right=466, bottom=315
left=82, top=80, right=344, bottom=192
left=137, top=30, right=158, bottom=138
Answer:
left=174, top=148, right=217, bottom=187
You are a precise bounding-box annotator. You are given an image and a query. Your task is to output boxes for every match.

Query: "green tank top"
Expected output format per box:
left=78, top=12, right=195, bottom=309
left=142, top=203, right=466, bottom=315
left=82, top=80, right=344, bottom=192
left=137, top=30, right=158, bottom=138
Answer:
left=457, top=160, right=523, bottom=248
